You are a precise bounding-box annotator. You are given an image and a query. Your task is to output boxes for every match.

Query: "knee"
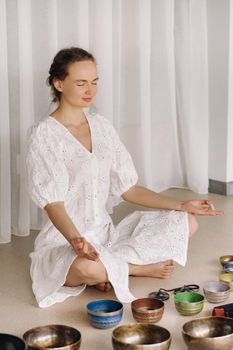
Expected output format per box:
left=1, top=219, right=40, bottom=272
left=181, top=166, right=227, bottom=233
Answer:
left=188, top=213, right=199, bottom=237
left=75, top=258, right=98, bottom=279
left=70, top=257, right=107, bottom=285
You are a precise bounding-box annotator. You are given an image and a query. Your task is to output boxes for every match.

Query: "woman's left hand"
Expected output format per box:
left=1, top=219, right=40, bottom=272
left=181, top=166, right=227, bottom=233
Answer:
left=180, top=200, right=224, bottom=216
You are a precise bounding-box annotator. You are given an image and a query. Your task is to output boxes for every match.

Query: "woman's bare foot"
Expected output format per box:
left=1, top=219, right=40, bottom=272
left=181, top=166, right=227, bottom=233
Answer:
left=129, top=259, right=175, bottom=279
left=94, top=282, right=112, bottom=292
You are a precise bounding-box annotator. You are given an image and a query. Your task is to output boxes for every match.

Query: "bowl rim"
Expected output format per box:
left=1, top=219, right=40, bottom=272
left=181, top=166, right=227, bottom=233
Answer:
left=112, top=323, right=171, bottom=345
left=131, top=297, right=164, bottom=312
left=23, top=324, right=81, bottom=348
left=174, top=291, right=204, bottom=303
left=203, top=281, right=230, bottom=293
left=86, top=299, right=123, bottom=316
left=182, top=316, right=233, bottom=339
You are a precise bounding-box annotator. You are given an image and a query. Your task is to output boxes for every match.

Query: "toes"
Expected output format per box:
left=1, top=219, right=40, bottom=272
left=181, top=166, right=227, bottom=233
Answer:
left=161, top=271, right=173, bottom=279
left=95, top=282, right=112, bottom=292
left=163, top=259, right=175, bottom=266
left=95, top=283, right=106, bottom=291
left=104, top=282, right=112, bottom=292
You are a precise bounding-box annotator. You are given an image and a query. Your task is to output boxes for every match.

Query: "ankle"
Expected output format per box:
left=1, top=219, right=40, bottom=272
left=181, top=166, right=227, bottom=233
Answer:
left=129, top=263, right=140, bottom=276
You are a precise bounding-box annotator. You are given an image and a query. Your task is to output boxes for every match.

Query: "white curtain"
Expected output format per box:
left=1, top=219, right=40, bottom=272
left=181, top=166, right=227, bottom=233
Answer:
left=0, top=0, right=208, bottom=243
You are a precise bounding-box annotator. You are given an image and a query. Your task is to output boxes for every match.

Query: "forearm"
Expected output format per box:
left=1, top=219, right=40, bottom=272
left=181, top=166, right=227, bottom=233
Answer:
left=44, top=202, right=81, bottom=242
left=122, top=185, right=184, bottom=211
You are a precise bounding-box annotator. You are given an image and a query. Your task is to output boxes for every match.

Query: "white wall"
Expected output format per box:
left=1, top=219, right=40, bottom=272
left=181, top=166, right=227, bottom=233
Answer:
left=207, top=0, right=230, bottom=182
left=227, top=0, right=233, bottom=182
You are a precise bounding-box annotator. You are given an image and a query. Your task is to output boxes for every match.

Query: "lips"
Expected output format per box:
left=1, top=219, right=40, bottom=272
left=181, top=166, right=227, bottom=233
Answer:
left=82, top=98, right=92, bottom=102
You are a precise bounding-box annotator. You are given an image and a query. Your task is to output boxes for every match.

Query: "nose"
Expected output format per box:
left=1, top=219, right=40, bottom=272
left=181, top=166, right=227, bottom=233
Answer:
left=85, top=83, right=96, bottom=96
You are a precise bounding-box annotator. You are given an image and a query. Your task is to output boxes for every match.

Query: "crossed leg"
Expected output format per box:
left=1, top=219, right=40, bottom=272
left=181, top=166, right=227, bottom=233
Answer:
left=65, top=213, right=198, bottom=289
left=65, top=257, right=176, bottom=288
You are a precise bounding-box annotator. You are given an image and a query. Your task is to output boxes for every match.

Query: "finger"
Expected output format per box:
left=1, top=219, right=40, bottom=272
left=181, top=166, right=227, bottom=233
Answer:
left=86, top=252, right=99, bottom=261
left=85, top=255, right=97, bottom=261
left=87, top=246, right=99, bottom=260
left=215, top=210, right=224, bottom=216
left=206, top=200, right=216, bottom=211
left=197, top=210, right=223, bottom=216
left=90, top=251, right=100, bottom=261
left=81, top=240, right=89, bottom=254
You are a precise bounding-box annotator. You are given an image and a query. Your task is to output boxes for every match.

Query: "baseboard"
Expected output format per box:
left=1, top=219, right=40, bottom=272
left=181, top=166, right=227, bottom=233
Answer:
left=209, top=179, right=233, bottom=195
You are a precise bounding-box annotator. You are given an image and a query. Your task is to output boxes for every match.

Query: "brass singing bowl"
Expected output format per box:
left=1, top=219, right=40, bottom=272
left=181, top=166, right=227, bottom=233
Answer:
left=0, top=333, right=25, bottom=350
left=112, top=323, right=171, bottom=350
left=23, top=325, right=81, bottom=350
left=182, top=316, right=233, bottom=350
left=220, top=255, right=233, bottom=267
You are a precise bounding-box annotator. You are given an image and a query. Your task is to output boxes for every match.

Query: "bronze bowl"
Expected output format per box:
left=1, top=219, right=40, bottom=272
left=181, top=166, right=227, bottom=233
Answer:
left=23, top=325, right=81, bottom=350
left=0, top=333, right=25, bottom=350
left=131, top=298, right=164, bottom=323
left=112, top=323, right=171, bottom=350
left=182, top=316, right=233, bottom=350
left=220, top=255, right=233, bottom=267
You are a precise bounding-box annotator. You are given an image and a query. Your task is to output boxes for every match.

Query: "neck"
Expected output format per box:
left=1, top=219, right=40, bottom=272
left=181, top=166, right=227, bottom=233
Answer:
left=51, top=104, right=86, bottom=127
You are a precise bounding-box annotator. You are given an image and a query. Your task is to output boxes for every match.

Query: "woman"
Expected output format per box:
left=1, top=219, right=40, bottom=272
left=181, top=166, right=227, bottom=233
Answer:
left=26, top=47, right=223, bottom=308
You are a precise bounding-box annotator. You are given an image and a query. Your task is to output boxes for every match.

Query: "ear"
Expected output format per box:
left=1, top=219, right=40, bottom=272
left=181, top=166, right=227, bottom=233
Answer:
left=53, top=79, right=63, bottom=92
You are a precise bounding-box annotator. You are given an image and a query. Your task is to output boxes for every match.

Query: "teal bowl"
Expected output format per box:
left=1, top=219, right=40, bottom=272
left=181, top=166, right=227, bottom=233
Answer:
left=86, top=299, right=123, bottom=329
left=174, top=292, right=204, bottom=316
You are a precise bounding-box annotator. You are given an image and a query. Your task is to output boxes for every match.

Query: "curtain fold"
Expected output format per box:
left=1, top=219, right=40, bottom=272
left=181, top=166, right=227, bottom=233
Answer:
left=0, top=0, right=209, bottom=243
left=174, top=0, right=209, bottom=193
left=0, top=0, right=11, bottom=243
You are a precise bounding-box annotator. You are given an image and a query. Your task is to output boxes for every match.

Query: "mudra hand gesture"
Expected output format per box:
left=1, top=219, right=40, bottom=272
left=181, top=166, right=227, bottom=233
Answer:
left=180, top=200, right=224, bottom=216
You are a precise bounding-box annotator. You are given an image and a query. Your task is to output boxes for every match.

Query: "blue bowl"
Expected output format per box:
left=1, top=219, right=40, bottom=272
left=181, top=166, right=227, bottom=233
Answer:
left=86, top=299, right=123, bottom=329
left=223, top=263, right=233, bottom=273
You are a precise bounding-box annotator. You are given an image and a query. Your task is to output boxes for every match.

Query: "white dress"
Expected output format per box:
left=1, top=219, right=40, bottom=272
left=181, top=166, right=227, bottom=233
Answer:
left=26, top=113, right=189, bottom=308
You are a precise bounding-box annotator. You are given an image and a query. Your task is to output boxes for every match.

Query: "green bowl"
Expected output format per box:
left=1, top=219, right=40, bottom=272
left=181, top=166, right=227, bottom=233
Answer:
left=174, top=292, right=204, bottom=316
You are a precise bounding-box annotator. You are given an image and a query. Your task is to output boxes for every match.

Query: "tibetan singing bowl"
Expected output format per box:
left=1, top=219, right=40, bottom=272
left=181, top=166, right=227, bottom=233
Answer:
left=0, top=333, right=25, bottom=350
left=203, top=281, right=230, bottom=303
left=131, top=298, right=164, bottom=323
left=219, top=273, right=233, bottom=291
left=182, top=316, right=233, bottom=350
left=23, top=325, right=81, bottom=350
left=112, top=323, right=171, bottom=350
left=86, top=299, right=123, bottom=329
left=220, top=255, right=233, bottom=267
left=174, top=292, right=204, bottom=316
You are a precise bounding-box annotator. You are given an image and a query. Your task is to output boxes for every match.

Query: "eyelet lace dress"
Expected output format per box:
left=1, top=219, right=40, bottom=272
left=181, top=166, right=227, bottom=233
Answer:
left=26, top=113, right=189, bottom=308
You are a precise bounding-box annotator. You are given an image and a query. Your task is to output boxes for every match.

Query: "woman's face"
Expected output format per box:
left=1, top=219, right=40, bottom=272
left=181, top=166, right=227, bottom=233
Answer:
left=55, top=60, right=98, bottom=108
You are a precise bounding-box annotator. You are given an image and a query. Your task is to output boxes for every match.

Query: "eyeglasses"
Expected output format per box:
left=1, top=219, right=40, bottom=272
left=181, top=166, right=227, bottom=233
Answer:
left=148, top=284, right=200, bottom=301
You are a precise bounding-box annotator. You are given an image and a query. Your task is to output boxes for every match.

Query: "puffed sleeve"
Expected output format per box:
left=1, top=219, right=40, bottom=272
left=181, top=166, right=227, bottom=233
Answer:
left=26, top=124, right=69, bottom=209
left=108, top=122, right=138, bottom=197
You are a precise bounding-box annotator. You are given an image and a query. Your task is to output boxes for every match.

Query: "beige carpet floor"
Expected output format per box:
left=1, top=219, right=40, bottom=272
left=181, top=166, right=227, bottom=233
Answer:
left=0, top=189, right=232, bottom=350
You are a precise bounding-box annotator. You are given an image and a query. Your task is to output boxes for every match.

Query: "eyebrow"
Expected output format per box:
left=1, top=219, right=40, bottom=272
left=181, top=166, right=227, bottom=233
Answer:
left=75, top=77, right=99, bottom=82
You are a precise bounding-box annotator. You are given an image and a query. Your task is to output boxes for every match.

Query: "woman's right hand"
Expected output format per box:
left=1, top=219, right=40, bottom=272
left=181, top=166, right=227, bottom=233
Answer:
left=69, top=237, right=100, bottom=261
